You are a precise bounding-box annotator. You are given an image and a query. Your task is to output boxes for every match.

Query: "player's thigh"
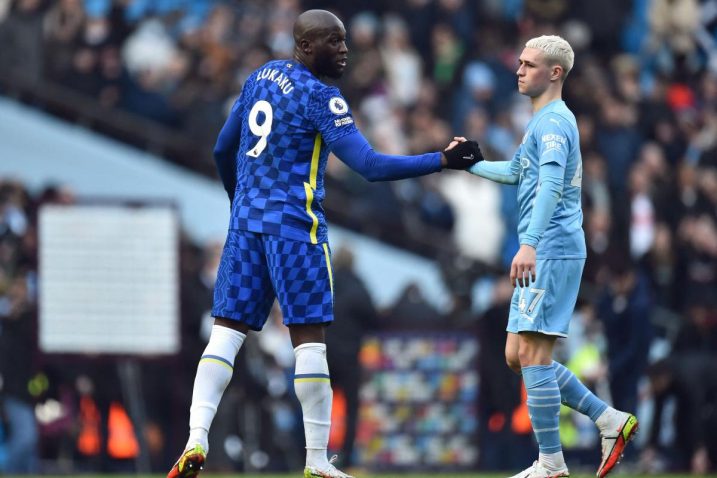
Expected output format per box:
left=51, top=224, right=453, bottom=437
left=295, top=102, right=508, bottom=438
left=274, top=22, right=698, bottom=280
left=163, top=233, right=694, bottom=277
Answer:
left=212, top=229, right=275, bottom=330
left=263, top=235, right=334, bottom=325
left=507, top=259, right=584, bottom=337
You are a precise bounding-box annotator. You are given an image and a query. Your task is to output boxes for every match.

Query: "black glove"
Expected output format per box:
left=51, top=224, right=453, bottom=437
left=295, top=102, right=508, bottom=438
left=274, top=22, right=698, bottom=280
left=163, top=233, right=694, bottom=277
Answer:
left=442, top=140, right=483, bottom=170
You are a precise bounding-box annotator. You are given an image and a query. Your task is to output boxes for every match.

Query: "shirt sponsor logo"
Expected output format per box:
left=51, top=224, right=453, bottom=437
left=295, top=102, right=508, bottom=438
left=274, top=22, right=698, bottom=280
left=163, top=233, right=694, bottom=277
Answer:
left=542, top=133, right=566, bottom=153
left=541, top=134, right=566, bottom=143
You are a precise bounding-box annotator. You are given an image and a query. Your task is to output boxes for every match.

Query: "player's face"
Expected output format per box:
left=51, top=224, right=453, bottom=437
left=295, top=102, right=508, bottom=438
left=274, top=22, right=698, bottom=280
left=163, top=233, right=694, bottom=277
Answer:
left=312, top=24, right=348, bottom=79
left=516, top=47, right=555, bottom=98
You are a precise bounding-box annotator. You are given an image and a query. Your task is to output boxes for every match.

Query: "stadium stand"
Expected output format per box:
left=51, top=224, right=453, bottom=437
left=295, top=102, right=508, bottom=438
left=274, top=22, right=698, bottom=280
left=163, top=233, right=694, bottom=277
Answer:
left=1, top=0, right=716, bottom=474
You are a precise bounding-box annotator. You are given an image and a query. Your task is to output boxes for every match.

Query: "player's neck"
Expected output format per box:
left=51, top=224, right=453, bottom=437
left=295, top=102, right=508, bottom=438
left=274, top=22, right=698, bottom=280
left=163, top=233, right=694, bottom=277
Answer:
left=293, top=52, right=318, bottom=78
left=531, top=87, right=562, bottom=113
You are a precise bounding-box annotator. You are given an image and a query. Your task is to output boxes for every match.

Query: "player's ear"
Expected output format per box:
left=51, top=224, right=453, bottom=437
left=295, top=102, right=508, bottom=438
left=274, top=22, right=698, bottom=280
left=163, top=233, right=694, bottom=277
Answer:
left=551, top=65, right=563, bottom=82
left=299, top=38, right=312, bottom=55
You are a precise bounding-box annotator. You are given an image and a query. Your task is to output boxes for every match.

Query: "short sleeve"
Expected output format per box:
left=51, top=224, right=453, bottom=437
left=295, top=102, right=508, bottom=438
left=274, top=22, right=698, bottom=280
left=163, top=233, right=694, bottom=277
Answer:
left=307, top=85, right=359, bottom=146
left=536, top=113, right=571, bottom=168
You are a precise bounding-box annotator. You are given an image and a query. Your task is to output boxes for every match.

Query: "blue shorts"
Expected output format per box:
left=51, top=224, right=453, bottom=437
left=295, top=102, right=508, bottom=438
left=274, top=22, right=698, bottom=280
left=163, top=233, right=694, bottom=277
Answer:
left=507, top=258, right=584, bottom=338
left=212, top=229, right=334, bottom=331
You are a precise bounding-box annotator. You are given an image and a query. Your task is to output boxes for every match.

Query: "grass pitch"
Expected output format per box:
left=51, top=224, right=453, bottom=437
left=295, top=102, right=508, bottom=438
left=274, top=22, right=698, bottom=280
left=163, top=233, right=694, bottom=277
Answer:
left=3, top=474, right=713, bottom=478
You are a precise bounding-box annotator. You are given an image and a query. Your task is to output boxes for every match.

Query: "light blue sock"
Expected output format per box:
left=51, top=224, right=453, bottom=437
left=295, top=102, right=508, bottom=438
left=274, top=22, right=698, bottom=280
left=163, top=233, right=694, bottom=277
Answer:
left=522, top=365, right=562, bottom=454
left=553, top=360, right=608, bottom=421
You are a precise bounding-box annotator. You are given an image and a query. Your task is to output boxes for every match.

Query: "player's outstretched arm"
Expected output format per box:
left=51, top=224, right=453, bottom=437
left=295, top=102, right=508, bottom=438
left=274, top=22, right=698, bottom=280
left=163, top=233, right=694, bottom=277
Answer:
left=468, top=160, right=520, bottom=185
left=331, top=130, right=439, bottom=181
left=330, top=130, right=480, bottom=182
left=447, top=136, right=520, bottom=184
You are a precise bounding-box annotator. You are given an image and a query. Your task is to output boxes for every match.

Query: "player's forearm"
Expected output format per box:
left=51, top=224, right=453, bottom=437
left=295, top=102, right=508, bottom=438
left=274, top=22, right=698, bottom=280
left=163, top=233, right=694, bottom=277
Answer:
left=468, top=160, right=519, bottom=184
left=331, top=132, right=442, bottom=181
left=520, top=166, right=563, bottom=247
left=213, top=114, right=242, bottom=199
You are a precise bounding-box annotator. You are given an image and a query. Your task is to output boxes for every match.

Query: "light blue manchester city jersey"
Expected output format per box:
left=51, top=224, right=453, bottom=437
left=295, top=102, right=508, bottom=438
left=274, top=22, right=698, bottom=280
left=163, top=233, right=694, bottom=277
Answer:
left=512, top=100, right=586, bottom=259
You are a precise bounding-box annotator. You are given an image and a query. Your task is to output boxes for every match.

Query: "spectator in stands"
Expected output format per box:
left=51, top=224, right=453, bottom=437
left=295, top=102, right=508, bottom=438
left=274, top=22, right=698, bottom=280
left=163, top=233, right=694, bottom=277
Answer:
left=342, top=12, right=383, bottom=104
left=429, top=23, right=464, bottom=108
left=477, top=280, right=533, bottom=471
left=0, top=181, right=39, bottom=473
left=628, top=163, right=656, bottom=259
left=646, top=353, right=717, bottom=473
left=645, top=0, right=700, bottom=75
left=43, top=0, right=86, bottom=79
left=597, top=259, right=653, bottom=416
left=0, top=0, right=44, bottom=82
left=0, top=271, right=39, bottom=474
left=640, top=223, right=681, bottom=314
left=676, top=213, right=717, bottom=311
left=379, top=14, right=422, bottom=108
left=388, top=282, right=444, bottom=330
left=325, top=246, right=378, bottom=468
left=596, top=97, right=642, bottom=204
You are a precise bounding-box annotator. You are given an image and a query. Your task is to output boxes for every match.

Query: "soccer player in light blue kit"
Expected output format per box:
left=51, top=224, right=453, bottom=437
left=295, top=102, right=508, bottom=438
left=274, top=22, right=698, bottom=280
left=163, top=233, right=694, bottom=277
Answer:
left=466, top=36, right=638, bottom=478
left=167, top=9, right=481, bottom=478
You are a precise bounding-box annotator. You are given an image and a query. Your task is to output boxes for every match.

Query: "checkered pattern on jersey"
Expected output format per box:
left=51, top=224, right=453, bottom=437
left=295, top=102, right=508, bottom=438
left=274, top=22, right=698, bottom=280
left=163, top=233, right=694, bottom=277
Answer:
left=212, top=229, right=333, bottom=331
left=230, top=60, right=358, bottom=244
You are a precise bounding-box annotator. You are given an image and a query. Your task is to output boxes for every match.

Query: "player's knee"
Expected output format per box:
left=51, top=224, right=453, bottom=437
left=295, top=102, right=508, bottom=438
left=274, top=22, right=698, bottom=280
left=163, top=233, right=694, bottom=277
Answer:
left=289, top=323, right=327, bottom=348
left=505, top=353, right=521, bottom=374
left=517, top=344, right=545, bottom=367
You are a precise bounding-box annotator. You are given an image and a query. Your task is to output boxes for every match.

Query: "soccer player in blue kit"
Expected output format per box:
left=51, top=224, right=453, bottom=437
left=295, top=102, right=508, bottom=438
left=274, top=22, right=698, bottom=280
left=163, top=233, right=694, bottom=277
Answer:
left=167, top=9, right=481, bottom=478
left=465, top=36, right=638, bottom=478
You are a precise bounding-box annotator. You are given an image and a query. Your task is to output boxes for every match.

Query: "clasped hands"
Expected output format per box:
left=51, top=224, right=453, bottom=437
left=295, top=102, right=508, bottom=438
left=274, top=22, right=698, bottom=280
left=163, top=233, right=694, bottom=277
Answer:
left=441, top=136, right=484, bottom=169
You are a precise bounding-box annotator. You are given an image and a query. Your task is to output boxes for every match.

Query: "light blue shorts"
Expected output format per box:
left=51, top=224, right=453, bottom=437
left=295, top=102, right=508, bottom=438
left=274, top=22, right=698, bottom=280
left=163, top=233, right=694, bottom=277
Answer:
left=507, top=258, right=585, bottom=338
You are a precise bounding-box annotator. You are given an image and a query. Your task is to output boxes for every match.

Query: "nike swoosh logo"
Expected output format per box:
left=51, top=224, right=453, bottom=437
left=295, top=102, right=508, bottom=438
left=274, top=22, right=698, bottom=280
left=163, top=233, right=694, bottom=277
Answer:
left=462, top=154, right=474, bottom=160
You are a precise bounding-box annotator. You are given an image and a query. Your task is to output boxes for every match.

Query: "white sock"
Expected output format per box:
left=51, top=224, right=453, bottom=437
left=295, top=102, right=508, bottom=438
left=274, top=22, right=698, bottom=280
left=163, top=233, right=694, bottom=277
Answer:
left=595, top=406, right=624, bottom=434
left=186, top=324, right=246, bottom=453
left=540, top=451, right=567, bottom=472
left=294, top=343, right=332, bottom=469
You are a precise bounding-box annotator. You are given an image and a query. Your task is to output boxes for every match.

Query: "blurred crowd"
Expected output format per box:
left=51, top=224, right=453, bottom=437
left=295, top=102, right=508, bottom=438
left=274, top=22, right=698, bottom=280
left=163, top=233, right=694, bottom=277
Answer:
left=1, top=0, right=717, bottom=474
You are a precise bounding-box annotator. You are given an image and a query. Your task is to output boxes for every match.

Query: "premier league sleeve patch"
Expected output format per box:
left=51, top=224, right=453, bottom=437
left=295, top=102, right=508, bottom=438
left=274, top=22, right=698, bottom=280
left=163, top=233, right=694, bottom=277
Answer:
left=310, top=87, right=358, bottom=143
left=328, top=97, right=348, bottom=115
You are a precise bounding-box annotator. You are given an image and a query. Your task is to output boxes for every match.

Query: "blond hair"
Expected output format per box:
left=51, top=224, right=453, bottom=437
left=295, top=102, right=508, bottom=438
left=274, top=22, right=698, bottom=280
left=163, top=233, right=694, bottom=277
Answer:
left=525, top=35, right=574, bottom=79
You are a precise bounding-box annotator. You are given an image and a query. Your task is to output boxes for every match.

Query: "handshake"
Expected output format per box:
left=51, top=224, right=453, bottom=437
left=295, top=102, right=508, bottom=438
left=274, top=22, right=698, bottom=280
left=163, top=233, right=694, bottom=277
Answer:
left=441, top=136, right=484, bottom=170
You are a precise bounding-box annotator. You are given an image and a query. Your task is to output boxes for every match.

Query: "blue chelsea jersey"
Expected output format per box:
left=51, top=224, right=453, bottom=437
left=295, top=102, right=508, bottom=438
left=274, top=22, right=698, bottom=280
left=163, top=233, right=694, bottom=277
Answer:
left=228, top=60, right=358, bottom=244
left=514, top=100, right=587, bottom=259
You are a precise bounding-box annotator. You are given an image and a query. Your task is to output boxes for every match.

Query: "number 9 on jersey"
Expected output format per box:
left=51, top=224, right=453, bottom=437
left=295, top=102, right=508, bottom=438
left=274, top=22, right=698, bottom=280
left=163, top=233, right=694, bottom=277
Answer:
left=247, top=100, right=273, bottom=157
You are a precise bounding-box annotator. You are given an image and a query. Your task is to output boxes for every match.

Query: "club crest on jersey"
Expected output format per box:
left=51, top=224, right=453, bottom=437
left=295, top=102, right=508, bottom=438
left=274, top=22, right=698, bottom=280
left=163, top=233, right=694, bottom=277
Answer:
left=329, top=97, right=348, bottom=115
